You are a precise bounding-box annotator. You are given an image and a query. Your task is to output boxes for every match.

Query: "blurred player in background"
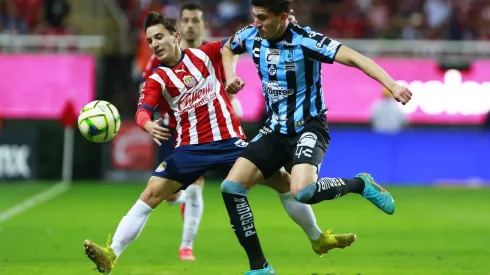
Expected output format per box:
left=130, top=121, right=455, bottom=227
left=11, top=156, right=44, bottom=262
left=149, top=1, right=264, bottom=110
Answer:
left=83, top=12, right=353, bottom=275
left=219, top=0, right=413, bottom=274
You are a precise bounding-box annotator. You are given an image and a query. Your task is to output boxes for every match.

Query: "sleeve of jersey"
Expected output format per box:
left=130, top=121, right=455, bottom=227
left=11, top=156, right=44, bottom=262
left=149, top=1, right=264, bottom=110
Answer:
left=140, top=55, right=160, bottom=84
left=229, top=25, right=256, bottom=55
left=301, top=31, right=343, bottom=64
left=135, top=76, right=163, bottom=131
left=199, top=39, right=228, bottom=63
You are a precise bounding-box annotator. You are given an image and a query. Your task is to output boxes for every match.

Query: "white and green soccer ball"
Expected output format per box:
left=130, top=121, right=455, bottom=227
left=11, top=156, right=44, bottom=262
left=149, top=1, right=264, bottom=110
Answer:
left=78, top=100, right=121, bottom=143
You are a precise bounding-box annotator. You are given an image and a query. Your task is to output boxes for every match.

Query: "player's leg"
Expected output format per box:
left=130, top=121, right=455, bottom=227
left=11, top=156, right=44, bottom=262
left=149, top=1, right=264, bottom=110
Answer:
left=84, top=176, right=182, bottom=274
left=263, top=168, right=356, bottom=256
left=154, top=128, right=204, bottom=259
left=290, top=123, right=395, bottom=214
left=83, top=146, right=203, bottom=273
left=178, top=175, right=204, bottom=260
left=219, top=135, right=286, bottom=275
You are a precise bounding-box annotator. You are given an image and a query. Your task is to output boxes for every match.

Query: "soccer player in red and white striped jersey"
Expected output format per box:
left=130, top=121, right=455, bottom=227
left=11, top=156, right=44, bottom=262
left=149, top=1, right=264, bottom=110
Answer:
left=138, top=3, right=243, bottom=261
left=138, top=40, right=245, bottom=145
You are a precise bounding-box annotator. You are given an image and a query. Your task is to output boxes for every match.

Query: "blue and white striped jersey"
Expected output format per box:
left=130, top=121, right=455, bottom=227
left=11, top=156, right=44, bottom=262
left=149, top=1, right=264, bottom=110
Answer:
left=230, top=23, right=342, bottom=134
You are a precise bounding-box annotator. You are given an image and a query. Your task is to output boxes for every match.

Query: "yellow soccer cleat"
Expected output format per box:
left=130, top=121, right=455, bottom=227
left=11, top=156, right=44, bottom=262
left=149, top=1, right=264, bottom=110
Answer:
left=310, top=229, right=356, bottom=257
left=84, top=234, right=117, bottom=274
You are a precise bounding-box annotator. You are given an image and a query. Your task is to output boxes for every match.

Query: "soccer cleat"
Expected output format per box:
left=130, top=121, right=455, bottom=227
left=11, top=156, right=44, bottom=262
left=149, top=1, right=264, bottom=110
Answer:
left=245, top=265, right=276, bottom=275
left=310, top=229, right=356, bottom=257
left=83, top=235, right=117, bottom=274
left=180, top=203, right=185, bottom=220
left=356, top=173, right=395, bottom=215
left=178, top=248, right=195, bottom=261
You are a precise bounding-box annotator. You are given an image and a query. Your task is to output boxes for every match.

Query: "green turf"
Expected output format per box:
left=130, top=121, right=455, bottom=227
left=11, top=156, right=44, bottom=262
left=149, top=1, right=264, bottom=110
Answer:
left=0, top=182, right=58, bottom=211
left=0, top=182, right=489, bottom=275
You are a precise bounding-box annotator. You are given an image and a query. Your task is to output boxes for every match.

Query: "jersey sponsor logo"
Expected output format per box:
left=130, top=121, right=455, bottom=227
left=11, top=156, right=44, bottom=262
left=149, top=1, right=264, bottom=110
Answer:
left=258, top=126, right=272, bottom=136
left=326, top=40, right=341, bottom=54
left=177, top=82, right=216, bottom=112
left=253, top=47, right=260, bottom=58
left=268, top=64, right=276, bottom=76
left=278, top=40, right=294, bottom=47
left=254, top=36, right=262, bottom=41
left=183, top=75, right=197, bottom=87
left=285, top=49, right=295, bottom=62
left=137, top=93, right=145, bottom=106
left=265, top=48, right=280, bottom=64
left=295, top=132, right=317, bottom=159
left=234, top=139, right=249, bottom=148
left=233, top=35, right=242, bottom=45
left=294, top=120, right=305, bottom=127
left=155, top=161, right=166, bottom=172
left=316, top=37, right=328, bottom=48
left=262, top=80, right=294, bottom=103
left=272, top=112, right=287, bottom=123
left=235, top=25, right=250, bottom=35
left=308, top=31, right=320, bottom=38
left=297, top=132, right=317, bottom=148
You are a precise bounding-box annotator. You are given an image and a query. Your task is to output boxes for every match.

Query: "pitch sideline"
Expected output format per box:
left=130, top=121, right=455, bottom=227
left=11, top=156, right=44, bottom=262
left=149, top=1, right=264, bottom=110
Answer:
left=0, top=181, right=71, bottom=224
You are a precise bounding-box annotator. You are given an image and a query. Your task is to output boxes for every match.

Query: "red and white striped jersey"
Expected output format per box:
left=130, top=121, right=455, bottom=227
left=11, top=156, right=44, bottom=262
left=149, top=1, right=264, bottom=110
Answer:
left=137, top=41, right=245, bottom=147
left=141, top=54, right=174, bottom=128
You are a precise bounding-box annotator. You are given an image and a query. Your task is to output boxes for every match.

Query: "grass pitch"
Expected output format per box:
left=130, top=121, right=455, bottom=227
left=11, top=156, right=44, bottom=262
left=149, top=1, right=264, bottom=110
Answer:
left=0, top=182, right=489, bottom=275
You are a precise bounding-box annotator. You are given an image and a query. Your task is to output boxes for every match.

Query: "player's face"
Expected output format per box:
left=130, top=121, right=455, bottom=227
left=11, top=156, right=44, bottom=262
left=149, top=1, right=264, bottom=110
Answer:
left=180, top=9, right=205, bottom=42
left=146, top=24, right=180, bottom=61
left=252, top=6, right=287, bottom=39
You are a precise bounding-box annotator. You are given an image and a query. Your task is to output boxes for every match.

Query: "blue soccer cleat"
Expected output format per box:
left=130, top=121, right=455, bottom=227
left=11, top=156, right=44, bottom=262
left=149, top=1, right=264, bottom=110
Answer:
left=245, top=265, right=276, bottom=275
left=356, top=173, right=395, bottom=215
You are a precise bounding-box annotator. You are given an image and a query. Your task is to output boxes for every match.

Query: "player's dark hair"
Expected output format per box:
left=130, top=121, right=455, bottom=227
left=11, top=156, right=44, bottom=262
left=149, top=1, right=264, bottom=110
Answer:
left=250, top=0, right=291, bottom=15
left=143, top=11, right=178, bottom=33
left=180, top=2, right=206, bottom=20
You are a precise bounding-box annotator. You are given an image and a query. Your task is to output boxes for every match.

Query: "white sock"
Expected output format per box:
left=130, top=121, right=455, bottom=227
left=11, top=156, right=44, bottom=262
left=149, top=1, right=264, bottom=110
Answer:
left=166, top=191, right=186, bottom=205
left=110, top=199, right=153, bottom=258
left=279, top=192, right=322, bottom=240
left=180, top=185, right=203, bottom=249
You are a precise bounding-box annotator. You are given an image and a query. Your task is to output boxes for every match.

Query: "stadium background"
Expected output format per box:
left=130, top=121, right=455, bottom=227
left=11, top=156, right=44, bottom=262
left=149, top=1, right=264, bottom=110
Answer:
left=0, top=0, right=489, bottom=274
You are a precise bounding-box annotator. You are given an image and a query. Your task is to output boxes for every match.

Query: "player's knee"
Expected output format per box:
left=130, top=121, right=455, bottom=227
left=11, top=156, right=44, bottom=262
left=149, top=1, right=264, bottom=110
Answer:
left=292, top=183, right=317, bottom=203
left=186, top=184, right=202, bottom=199
left=221, top=180, right=249, bottom=196
left=264, top=168, right=291, bottom=194
left=140, top=176, right=180, bottom=208
left=193, top=176, right=205, bottom=187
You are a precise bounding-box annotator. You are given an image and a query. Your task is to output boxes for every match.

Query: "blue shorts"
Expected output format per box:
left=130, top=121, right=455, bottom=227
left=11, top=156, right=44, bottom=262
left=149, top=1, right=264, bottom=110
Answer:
left=152, top=138, right=248, bottom=188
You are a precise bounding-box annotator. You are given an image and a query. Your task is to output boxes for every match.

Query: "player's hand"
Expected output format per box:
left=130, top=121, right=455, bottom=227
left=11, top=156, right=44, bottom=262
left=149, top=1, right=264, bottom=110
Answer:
left=389, top=83, right=413, bottom=105
left=225, top=76, right=245, bottom=94
left=144, top=118, right=170, bottom=145
left=288, top=9, right=297, bottom=24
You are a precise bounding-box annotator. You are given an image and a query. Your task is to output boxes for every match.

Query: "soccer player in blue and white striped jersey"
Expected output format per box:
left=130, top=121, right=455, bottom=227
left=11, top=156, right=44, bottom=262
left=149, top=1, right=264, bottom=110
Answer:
left=219, top=0, right=413, bottom=274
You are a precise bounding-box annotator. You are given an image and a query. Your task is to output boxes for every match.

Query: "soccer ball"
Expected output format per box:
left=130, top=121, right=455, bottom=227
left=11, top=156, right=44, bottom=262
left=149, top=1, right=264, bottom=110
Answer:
left=78, top=100, right=121, bottom=143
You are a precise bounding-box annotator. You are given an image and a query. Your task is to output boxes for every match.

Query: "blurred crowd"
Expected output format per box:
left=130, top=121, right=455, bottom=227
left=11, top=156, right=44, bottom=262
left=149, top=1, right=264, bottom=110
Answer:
left=0, top=0, right=74, bottom=35
left=2, top=0, right=489, bottom=40
left=116, top=0, right=490, bottom=40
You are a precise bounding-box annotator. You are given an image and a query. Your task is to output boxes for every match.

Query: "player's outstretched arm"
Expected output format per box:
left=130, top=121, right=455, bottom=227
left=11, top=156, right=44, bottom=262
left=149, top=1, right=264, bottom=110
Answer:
left=136, top=77, right=171, bottom=143
left=334, top=46, right=413, bottom=105
left=222, top=39, right=244, bottom=94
